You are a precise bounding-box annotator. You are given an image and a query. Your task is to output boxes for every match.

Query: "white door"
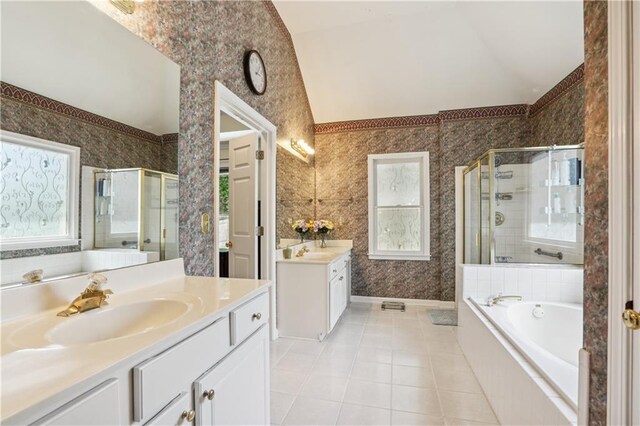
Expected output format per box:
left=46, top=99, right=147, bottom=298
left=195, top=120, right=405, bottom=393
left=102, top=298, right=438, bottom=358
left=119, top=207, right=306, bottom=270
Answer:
left=193, top=327, right=269, bottom=426
left=228, top=133, right=258, bottom=279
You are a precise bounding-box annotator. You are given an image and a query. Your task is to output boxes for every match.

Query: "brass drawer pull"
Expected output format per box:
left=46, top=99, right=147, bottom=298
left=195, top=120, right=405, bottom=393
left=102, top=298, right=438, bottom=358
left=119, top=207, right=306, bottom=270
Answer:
left=252, top=312, right=262, bottom=321
left=181, top=410, right=195, bottom=422
left=204, top=389, right=215, bottom=400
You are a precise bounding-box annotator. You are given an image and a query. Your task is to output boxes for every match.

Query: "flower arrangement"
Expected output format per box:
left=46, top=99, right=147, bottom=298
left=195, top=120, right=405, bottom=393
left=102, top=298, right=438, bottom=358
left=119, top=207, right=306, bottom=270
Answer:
left=292, top=219, right=312, bottom=242
left=312, top=219, right=335, bottom=247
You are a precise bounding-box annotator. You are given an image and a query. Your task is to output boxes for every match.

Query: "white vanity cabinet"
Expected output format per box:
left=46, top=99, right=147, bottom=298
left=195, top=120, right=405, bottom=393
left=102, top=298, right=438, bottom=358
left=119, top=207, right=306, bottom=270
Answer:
left=33, top=379, right=121, bottom=426
left=193, top=326, right=269, bottom=425
left=134, top=292, right=270, bottom=426
left=277, top=251, right=351, bottom=340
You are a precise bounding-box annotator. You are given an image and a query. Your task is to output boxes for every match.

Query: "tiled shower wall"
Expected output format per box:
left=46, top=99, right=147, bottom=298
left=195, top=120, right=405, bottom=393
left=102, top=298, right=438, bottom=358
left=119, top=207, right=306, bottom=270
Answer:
left=314, top=81, right=583, bottom=301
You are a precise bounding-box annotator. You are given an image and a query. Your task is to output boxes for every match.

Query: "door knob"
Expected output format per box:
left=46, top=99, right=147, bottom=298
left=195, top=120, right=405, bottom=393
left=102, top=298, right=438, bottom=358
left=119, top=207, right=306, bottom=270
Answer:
left=204, top=389, right=215, bottom=400
left=181, top=410, right=195, bottom=422
left=225, top=241, right=233, bottom=249
left=252, top=312, right=262, bottom=321
left=623, top=308, right=640, bottom=330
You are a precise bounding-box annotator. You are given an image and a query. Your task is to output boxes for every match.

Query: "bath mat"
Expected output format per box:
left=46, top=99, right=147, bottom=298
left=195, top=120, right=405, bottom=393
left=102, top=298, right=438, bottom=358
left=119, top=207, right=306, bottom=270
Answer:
left=428, top=309, right=458, bottom=326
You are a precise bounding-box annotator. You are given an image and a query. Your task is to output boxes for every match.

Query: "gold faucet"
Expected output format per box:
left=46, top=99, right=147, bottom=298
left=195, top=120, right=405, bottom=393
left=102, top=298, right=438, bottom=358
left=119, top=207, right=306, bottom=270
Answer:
left=57, top=273, right=113, bottom=317
left=295, top=245, right=310, bottom=257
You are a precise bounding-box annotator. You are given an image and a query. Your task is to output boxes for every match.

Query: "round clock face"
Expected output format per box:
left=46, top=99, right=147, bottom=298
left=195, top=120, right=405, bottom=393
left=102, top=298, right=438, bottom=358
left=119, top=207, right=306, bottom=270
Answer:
left=244, top=50, right=267, bottom=95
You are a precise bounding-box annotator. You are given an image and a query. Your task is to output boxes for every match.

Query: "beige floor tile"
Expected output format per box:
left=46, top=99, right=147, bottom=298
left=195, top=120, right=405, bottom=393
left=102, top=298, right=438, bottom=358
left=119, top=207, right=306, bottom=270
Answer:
left=282, top=396, right=341, bottom=426
left=391, top=385, right=442, bottom=416
left=356, top=347, right=393, bottom=364
left=276, top=351, right=318, bottom=373
left=444, top=418, right=499, bottom=425
left=351, top=360, right=392, bottom=383
left=288, top=339, right=327, bottom=356
left=362, top=333, right=392, bottom=348
left=271, top=368, right=310, bottom=394
left=393, top=350, right=430, bottom=367
left=271, top=392, right=296, bottom=425
left=364, top=324, right=394, bottom=337
left=433, top=366, right=483, bottom=394
left=392, top=410, right=445, bottom=425
left=312, top=357, right=355, bottom=377
left=337, top=403, right=391, bottom=425
left=344, top=379, right=392, bottom=409
left=300, top=374, right=349, bottom=402
left=429, top=353, right=473, bottom=372
left=392, top=365, right=436, bottom=389
left=427, top=340, right=464, bottom=356
left=438, top=390, right=498, bottom=424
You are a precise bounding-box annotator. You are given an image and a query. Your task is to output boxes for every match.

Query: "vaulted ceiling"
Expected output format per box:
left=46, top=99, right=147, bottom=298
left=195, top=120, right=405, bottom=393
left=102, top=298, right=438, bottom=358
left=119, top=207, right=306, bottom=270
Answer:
left=273, top=1, right=584, bottom=123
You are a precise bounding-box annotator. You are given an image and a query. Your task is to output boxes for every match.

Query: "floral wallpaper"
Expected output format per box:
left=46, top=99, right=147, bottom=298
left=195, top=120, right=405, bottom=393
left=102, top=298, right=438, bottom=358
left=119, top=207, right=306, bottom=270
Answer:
left=93, top=0, right=316, bottom=276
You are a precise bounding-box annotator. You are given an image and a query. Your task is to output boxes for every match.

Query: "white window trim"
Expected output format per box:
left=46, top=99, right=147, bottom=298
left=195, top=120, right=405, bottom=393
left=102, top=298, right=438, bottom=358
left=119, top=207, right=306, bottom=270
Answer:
left=368, top=151, right=430, bottom=261
left=0, top=130, right=80, bottom=251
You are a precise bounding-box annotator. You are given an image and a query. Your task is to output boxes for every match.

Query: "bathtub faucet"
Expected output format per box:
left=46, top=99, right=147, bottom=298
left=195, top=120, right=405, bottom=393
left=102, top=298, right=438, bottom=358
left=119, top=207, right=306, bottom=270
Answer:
left=486, top=293, right=522, bottom=307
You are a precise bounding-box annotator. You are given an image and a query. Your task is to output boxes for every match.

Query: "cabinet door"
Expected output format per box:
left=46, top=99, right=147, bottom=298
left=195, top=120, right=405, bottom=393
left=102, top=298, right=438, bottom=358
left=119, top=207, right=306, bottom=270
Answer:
left=329, top=274, right=341, bottom=331
left=33, top=379, right=120, bottom=425
left=146, top=392, right=193, bottom=426
left=194, top=326, right=269, bottom=426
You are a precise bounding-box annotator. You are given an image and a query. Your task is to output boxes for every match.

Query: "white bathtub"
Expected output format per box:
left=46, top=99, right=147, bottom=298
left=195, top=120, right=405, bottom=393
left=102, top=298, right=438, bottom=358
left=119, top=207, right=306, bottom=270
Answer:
left=470, top=299, right=582, bottom=410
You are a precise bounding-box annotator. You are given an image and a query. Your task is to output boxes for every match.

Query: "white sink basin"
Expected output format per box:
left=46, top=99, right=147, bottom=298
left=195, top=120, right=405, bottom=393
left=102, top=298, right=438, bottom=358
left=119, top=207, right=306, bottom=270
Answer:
left=9, top=299, right=189, bottom=348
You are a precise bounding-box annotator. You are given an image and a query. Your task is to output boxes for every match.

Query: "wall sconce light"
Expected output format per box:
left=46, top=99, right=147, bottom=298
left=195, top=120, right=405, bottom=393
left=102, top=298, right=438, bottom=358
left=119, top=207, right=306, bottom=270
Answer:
left=110, top=0, right=142, bottom=15
left=291, top=139, right=315, bottom=158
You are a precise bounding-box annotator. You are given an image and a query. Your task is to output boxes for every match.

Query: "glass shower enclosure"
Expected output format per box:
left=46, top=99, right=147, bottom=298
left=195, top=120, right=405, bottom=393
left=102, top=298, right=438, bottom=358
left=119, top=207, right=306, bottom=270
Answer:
left=464, top=144, right=585, bottom=265
left=94, top=168, right=179, bottom=260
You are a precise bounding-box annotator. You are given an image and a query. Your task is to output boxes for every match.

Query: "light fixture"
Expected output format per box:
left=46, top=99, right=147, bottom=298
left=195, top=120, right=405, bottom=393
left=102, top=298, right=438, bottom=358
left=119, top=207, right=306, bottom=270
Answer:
left=110, top=0, right=138, bottom=14
left=291, top=139, right=315, bottom=158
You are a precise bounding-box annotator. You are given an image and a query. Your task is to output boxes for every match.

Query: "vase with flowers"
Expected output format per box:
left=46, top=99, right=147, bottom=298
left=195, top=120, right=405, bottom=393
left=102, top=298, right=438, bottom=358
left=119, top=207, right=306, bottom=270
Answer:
left=312, top=219, right=335, bottom=248
left=292, top=219, right=312, bottom=243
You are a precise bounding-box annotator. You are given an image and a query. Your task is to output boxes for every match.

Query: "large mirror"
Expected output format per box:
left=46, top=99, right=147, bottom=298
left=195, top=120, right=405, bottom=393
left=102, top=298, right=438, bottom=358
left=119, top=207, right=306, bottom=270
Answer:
left=0, top=1, right=180, bottom=287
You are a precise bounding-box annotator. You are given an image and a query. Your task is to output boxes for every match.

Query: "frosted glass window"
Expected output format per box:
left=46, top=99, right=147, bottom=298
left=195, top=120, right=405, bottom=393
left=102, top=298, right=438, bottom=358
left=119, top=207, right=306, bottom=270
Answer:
left=368, top=152, right=430, bottom=261
left=376, top=162, right=420, bottom=206
left=0, top=131, right=80, bottom=250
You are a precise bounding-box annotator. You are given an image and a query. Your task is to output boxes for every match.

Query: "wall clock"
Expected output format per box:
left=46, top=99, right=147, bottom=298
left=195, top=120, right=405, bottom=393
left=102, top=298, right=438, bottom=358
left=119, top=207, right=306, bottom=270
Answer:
left=243, top=50, right=267, bottom=95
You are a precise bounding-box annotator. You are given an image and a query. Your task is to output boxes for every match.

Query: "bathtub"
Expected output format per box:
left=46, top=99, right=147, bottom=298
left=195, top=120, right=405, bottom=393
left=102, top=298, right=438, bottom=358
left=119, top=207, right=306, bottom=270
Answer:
left=470, top=298, right=582, bottom=409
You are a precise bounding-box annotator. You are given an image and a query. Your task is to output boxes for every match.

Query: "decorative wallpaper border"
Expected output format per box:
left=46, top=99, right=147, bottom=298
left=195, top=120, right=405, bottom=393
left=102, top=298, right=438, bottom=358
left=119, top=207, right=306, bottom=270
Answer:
left=0, top=81, right=164, bottom=144
left=314, top=105, right=528, bottom=134
left=529, top=64, right=584, bottom=117
left=439, top=104, right=529, bottom=122
left=314, top=114, right=440, bottom=134
left=161, top=133, right=179, bottom=144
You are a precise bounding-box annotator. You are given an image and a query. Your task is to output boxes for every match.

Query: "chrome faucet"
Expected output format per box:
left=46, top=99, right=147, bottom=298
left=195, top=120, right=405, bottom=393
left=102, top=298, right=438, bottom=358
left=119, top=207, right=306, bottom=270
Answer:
left=57, top=273, right=113, bottom=317
left=295, top=245, right=310, bottom=257
left=486, top=293, right=522, bottom=307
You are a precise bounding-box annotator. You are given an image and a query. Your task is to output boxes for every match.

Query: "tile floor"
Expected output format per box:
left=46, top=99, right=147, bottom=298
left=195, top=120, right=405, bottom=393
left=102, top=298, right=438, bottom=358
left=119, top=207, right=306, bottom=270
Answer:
left=270, top=303, right=499, bottom=426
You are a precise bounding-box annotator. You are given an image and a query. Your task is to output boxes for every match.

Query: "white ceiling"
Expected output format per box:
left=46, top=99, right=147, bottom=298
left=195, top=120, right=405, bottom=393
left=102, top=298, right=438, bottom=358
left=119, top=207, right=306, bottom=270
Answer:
left=273, top=1, right=584, bottom=123
left=1, top=1, right=180, bottom=135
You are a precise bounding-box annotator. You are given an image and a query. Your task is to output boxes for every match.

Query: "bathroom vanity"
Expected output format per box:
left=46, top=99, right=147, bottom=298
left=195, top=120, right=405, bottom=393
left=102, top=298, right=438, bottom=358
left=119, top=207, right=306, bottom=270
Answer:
left=276, top=242, right=352, bottom=340
left=0, top=260, right=271, bottom=425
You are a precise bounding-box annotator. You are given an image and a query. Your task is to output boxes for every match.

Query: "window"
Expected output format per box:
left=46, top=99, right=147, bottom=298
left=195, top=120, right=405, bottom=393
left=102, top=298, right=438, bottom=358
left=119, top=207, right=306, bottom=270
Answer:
left=368, top=152, right=430, bottom=260
left=0, top=130, right=80, bottom=250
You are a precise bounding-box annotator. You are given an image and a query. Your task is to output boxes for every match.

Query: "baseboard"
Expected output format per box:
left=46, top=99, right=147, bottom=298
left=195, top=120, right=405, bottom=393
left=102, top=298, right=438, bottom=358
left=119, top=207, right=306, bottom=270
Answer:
left=350, top=295, right=455, bottom=309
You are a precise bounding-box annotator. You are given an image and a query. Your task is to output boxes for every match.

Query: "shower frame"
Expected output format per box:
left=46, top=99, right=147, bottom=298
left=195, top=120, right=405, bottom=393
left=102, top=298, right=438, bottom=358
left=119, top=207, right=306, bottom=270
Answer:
left=462, top=143, right=585, bottom=266
left=93, top=167, right=178, bottom=260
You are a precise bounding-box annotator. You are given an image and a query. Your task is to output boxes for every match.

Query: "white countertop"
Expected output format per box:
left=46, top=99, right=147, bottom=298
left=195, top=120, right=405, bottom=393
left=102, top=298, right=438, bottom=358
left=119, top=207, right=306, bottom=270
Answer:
left=1, top=274, right=271, bottom=422
left=276, top=245, right=351, bottom=265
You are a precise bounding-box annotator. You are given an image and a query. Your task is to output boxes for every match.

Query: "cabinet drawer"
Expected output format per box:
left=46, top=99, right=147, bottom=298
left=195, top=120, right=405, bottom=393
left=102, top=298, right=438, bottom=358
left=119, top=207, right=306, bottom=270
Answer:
left=133, top=317, right=230, bottom=423
left=34, top=379, right=120, bottom=425
left=145, top=392, right=193, bottom=426
left=329, top=256, right=347, bottom=281
left=230, top=292, right=269, bottom=345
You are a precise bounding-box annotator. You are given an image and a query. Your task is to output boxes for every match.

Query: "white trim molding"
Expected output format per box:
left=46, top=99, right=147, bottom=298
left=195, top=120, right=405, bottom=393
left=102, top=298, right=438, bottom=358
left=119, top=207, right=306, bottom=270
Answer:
left=350, top=295, right=455, bottom=309
left=213, top=81, right=279, bottom=341
left=607, top=1, right=637, bottom=425
left=367, top=151, right=431, bottom=261
left=0, top=130, right=80, bottom=251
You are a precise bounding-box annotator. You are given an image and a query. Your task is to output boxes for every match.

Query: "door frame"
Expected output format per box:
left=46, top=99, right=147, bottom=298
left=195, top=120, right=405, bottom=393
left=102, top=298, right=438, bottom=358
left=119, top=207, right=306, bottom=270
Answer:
left=213, top=81, right=278, bottom=339
left=607, top=1, right=637, bottom=424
